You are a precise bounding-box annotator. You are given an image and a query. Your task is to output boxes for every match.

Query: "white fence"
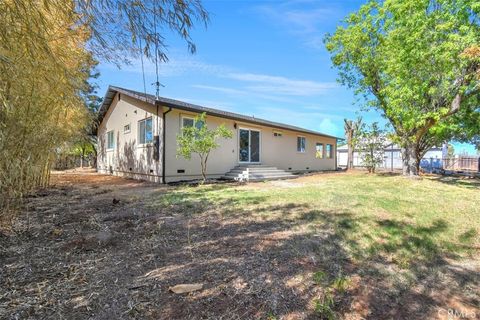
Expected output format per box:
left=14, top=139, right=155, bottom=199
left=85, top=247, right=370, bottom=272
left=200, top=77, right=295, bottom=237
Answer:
left=338, top=151, right=480, bottom=173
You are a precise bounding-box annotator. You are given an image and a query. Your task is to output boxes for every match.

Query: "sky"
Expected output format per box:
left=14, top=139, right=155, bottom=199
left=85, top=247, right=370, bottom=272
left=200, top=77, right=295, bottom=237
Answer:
left=96, top=0, right=477, bottom=155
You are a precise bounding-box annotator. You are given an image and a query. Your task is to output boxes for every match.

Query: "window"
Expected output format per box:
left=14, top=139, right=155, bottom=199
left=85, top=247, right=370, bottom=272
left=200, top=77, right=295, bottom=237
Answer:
left=316, top=143, right=324, bottom=159
left=195, top=119, right=205, bottom=129
left=297, top=136, right=306, bottom=153
left=106, top=130, right=115, bottom=150
left=124, top=124, right=131, bottom=134
left=182, top=116, right=194, bottom=128
left=138, top=117, right=153, bottom=144
left=326, top=144, right=333, bottom=158
left=181, top=115, right=204, bottom=131
left=273, top=131, right=283, bottom=137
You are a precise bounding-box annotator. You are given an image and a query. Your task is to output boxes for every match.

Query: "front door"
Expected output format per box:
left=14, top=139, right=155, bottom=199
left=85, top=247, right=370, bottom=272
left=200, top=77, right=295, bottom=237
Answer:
left=239, top=128, right=260, bottom=163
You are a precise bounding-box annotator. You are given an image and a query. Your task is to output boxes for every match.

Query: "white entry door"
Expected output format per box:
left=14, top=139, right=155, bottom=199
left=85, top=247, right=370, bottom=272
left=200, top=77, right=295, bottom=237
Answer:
left=239, top=128, right=260, bottom=163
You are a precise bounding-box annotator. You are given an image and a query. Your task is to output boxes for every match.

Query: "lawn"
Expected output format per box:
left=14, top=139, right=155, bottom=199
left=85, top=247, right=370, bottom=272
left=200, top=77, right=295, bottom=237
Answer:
left=1, top=170, right=479, bottom=319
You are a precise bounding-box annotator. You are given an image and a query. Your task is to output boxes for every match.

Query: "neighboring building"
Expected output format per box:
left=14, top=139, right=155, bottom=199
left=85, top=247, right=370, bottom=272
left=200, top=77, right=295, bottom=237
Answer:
left=97, top=86, right=339, bottom=183
left=337, top=141, right=446, bottom=171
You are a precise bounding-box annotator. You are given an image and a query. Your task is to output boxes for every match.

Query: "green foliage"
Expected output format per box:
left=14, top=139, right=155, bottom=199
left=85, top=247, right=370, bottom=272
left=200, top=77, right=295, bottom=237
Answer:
left=0, top=0, right=93, bottom=226
left=325, top=0, right=480, bottom=175
left=76, top=0, right=209, bottom=64
left=358, top=123, right=386, bottom=173
left=447, top=144, right=455, bottom=158
left=313, top=271, right=327, bottom=284
left=0, top=0, right=209, bottom=228
left=314, top=292, right=335, bottom=320
left=331, top=275, right=350, bottom=293
left=176, top=113, right=233, bottom=182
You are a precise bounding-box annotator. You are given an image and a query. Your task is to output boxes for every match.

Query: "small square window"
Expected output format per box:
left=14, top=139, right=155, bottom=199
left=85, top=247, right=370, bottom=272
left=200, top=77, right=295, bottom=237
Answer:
left=182, top=117, right=194, bottom=128
left=297, top=136, right=306, bottom=153
left=124, top=124, right=131, bottom=134
left=181, top=115, right=204, bottom=133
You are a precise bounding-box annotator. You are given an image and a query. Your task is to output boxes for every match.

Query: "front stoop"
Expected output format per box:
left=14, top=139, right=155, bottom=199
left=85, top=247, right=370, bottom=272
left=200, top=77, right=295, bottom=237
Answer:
left=221, top=165, right=297, bottom=182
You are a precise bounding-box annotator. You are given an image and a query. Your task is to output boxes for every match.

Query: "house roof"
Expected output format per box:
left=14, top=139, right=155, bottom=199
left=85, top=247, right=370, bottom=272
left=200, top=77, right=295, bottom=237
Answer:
left=98, top=86, right=341, bottom=140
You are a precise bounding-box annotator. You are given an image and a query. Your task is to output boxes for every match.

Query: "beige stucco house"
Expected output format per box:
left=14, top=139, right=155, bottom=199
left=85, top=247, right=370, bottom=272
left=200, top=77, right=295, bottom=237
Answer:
left=97, top=86, right=339, bottom=183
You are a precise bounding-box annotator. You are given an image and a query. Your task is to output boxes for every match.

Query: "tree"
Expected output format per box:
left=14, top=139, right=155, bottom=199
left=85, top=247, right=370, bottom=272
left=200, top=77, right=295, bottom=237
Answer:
left=176, top=113, right=233, bottom=182
left=344, top=117, right=363, bottom=170
left=78, top=67, right=103, bottom=168
left=0, top=0, right=209, bottom=226
left=358, top=123, right=386, bottom=173
left=447, top=144, right=455, bottom=158
left=325, top=0, right=480, bottom=177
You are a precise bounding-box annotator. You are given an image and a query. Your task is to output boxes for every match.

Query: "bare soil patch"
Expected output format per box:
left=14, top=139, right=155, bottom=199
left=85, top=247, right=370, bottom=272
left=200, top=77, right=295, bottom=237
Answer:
left=1, top=170, right=478, bottom=319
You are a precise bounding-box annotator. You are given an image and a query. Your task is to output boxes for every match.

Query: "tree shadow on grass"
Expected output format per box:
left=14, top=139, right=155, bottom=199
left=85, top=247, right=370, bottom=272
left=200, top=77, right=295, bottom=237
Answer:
left=7, top=184, right=479, bottom=320
left=429, top=175, right=480, bottom=189
left=115, top=196, right=479, bottom=319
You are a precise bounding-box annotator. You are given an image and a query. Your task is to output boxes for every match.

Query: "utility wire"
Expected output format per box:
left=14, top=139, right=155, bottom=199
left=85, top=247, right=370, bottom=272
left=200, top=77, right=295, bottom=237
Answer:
left=153, top=0, right=160, bottom=100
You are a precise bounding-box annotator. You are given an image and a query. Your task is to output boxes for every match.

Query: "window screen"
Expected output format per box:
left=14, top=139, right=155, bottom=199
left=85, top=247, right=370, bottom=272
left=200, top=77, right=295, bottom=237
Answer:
left=297, top=137, right=306, bottom=152
left=138, top=118, right=153, bottom=144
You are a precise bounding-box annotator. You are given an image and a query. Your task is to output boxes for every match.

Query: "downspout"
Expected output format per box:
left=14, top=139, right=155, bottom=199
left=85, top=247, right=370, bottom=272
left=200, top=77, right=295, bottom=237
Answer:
left=162, top=106, right=172, bottom=184
left=336, top=139, right=340, bottom=171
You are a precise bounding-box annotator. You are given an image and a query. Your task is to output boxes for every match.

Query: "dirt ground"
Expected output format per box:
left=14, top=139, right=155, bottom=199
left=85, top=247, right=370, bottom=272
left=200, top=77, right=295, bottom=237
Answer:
left=1, top=170, right=478, bottom=319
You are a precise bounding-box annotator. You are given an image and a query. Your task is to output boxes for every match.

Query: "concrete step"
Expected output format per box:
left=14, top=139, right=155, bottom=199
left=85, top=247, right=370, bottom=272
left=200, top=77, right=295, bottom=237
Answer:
left=249, top=174, right=297, bottom=181
left=238, top=169, right=286, bottom=174
left=222, top=165, right=297, bottom=181
left=224, top=172, right=247, bottom=177
left=235, top=166, right=278, bottom=171
left=227, top=169, right=249, bottom=174
left=249, top=173, right=293, bottom=178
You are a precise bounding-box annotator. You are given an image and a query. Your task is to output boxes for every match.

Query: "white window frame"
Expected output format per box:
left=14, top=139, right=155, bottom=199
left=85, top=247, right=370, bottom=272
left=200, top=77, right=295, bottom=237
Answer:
left=181, top=115, right=195, bottom=129
left=316, top=143, right=324, bottom=159
left=106, top=130, right=115, bottom=151
left=124, top=123, right=131, bottom=134
left=297, top=136, right=306, bottom=153
left=181, top=114, right=205, bottom=130
left=238, top=126, right=261, bottom=163
left=138, top=117, right=153, bottom=146
left=326, top=144, right=333, bottom=159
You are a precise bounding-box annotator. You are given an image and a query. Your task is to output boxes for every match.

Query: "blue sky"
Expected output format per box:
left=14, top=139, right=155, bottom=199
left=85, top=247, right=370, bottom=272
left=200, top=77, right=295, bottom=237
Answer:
left=96, top=0, right=477, bottom=155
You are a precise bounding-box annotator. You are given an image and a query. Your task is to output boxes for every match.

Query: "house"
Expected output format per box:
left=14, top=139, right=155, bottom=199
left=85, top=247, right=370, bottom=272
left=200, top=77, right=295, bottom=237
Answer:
left=97, top=86, right=339, bottom=183
left=337, top=141, right=447, bottom=171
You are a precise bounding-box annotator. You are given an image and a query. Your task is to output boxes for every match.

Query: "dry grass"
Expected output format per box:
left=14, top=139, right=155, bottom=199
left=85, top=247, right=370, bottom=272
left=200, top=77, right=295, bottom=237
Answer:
left=1, top=170, right=479, bottom=319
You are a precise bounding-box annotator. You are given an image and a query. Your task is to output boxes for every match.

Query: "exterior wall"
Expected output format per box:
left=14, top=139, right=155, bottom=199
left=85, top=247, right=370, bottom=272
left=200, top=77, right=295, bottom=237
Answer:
left=97, top=93, right=162, bottom=182
left=98, top=95, right=337, bottom=183
left=164, top=108, right=337, bottom=182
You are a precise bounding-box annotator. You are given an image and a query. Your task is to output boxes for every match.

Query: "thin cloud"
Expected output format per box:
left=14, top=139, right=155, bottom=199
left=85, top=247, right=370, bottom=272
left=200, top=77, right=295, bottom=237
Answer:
left=227, top=72, right=337, bottom=96
left=255, top=2, right=341, bottom=50
left=192, top=84, right=246, bottom=96
left=191, top=84, right=297, bottom=103
left=103, top=54, right=231, bottom=78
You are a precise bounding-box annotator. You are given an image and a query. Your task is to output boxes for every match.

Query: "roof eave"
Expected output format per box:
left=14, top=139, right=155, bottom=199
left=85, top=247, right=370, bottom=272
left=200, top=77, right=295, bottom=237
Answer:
left=98, top=86, right=343, bottom=140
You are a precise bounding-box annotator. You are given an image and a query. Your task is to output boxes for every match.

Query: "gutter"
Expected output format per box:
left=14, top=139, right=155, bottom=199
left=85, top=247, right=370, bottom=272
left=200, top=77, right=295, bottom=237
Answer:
left=162, top=105, right=172, bottom=184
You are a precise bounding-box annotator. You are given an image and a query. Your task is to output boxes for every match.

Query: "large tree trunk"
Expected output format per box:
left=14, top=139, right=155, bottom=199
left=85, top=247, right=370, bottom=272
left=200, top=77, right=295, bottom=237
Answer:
left=401, top=145, right=410, bottom=175
left=401, top=141, right=420, bottom=176
left=347, top=144, right=354, bottom=169
left=347, top=132, right=354, bottom=170
left=407, top=146, right=419, bottom=176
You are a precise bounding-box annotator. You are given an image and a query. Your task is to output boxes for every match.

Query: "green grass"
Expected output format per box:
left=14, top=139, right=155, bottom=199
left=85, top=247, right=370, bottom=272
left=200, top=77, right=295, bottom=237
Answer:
left=149, top=172, right=480, bottom=267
